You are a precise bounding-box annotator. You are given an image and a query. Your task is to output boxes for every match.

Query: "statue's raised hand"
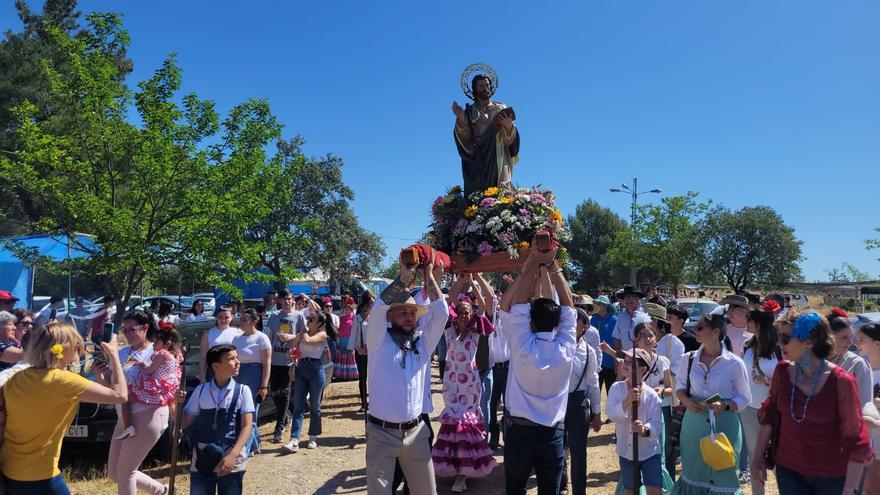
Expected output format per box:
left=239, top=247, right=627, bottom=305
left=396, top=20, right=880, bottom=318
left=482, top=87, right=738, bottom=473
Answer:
left=452, top=101, right=466, bottom=125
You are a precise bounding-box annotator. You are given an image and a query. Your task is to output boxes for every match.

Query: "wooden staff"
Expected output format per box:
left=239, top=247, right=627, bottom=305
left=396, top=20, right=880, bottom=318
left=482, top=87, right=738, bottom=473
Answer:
left=630, top=342, right=641, bottom=494
left=168, top=341, right=187, bottom=495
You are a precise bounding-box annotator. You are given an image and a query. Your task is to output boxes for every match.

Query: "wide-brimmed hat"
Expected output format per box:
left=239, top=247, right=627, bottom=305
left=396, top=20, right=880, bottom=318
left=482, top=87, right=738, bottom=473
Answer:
left=388, top=296, right=429, bottom=319
left=574, top=295, right=594, bottom=308
left=0, top=290, right=18, bottom=302
left=721, top=294, right=750, bottom=310
left=644, top=302, right=668, bottom=322
left=593, top=295, right=612, bottom=307
left=621, top=347, right=652, bottom=364
left=616, top=285, right=644, bottom=299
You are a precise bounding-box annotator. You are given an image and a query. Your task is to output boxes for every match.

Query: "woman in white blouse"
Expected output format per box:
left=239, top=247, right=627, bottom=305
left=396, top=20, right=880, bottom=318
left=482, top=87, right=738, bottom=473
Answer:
left=740, top=306, right=779, bottom=495
left=673, top=314, right=751, bottom=495
left=198, top=305, right=243, bottom=383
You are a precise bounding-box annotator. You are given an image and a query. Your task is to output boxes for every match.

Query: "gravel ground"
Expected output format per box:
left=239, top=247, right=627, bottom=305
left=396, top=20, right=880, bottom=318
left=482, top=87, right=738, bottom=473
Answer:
left=67, top=364, right=777, bottom=494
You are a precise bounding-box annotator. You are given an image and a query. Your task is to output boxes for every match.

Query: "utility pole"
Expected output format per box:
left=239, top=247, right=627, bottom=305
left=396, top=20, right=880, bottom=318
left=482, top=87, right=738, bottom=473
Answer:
left=610, top=178, right=662, bottom=287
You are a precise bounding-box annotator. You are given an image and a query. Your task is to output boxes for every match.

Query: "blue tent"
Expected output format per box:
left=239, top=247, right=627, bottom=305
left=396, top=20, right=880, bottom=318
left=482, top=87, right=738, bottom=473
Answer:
left=0, top=233, right=96, bottom=309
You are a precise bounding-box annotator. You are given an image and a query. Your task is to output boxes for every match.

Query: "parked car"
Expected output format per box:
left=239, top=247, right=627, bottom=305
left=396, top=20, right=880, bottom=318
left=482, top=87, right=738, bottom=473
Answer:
left=191, top=292, right=216, bottom=314
left=669, top=298, right=720, bottom=333
left=853, top=312, right=880, bottom=332
left=130, top=295, right=197, bottom=317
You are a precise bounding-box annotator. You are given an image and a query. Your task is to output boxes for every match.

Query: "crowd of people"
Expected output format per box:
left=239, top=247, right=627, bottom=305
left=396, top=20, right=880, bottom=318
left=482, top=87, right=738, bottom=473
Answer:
left=0, top=245, right=878, bottom=495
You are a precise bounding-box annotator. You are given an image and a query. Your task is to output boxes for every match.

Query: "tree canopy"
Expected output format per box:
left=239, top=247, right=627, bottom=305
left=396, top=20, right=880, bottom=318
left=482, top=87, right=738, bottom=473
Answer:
left=565, top=199, right=629, bottom=293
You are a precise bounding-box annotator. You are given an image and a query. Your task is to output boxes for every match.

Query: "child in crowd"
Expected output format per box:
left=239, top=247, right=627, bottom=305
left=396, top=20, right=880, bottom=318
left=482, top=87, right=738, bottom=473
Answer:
left=115, top=324, right=182, bottom=439
left=606, top=348, right=663, bottom=495
left=182, top=344, right=254, bottom=495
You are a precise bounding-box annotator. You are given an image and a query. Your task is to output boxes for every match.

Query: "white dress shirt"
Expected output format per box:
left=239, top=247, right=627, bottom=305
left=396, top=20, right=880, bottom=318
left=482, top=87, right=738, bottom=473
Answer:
left=606, top=380, right=662, bottom=461
left=674, top=346, right=752, bottom=411
left=568, top=336, right=602, bottom=415
left=612, top=310, right=649, bottom=351
left=489, top=315, right=510, bottom=365
left=585, top=326, right=601, bottom=365
left=366, top=298, right=448, bottom=423
left=502, top=304, right=577, bottom=427
left=656, top=333, right=686, bottom=375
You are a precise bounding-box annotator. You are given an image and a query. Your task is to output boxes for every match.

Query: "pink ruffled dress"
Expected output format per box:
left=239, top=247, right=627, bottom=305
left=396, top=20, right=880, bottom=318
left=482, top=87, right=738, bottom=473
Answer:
left=132, top=348, right=181, bottom=406
left=431, top=328, right=497, bottom=478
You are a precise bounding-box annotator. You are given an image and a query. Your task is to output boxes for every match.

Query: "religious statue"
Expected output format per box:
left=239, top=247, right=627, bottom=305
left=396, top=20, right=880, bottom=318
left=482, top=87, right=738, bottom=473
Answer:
left=452, top=64, right=520, bottom=197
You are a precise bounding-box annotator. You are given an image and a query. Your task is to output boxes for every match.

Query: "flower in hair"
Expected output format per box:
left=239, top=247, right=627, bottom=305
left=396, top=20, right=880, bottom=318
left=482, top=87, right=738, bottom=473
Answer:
left=792, top=313, right=821, bottom=340
left=50, top=344, right=64, bottom=360
left=762, top=300, right=781, bottom=315
left=830, top=307, right=848, bottom=319
left=157, top=321, right=176, bottom=331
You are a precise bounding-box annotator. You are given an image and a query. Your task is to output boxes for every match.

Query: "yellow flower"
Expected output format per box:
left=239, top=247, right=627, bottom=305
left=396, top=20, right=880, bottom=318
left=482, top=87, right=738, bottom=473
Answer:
left=550, top=209, right=563, bottom=225
left=518, top=241, right=530, bottom=249
left=499, top=196, right=513, bottom=204
left=50, top=344, right=64, bottom=360
left=464, top=205, right=478, bottom=217
left=483, top=187, right=500, bottom=197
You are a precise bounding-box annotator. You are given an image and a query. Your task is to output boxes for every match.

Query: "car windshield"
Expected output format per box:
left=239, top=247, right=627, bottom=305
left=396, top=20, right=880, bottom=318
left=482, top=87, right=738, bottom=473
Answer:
left=680, top=302, right=718, bottom=319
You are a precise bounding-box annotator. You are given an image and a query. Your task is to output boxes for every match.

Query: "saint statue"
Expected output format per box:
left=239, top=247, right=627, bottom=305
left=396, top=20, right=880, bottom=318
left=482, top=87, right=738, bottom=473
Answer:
left=452, top=64, right=520, bottom=197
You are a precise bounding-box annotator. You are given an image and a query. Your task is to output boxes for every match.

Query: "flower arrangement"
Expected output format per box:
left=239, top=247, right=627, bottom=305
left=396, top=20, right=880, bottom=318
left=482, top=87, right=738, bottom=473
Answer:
left=429, top=185, right=571, bottom=263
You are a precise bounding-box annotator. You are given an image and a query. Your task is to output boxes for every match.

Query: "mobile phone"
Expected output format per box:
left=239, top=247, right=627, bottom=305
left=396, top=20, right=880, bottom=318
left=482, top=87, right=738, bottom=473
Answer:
left=102, top=322, right=116, bottom=343
left=704, top=393, right=723, bottom=404
left=535, top=230, right=552, bottom=253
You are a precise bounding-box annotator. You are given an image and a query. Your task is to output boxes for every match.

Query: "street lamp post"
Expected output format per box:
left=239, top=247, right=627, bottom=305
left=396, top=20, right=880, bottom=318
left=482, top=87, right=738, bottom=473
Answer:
left=610, top=178, right=662, bottom=286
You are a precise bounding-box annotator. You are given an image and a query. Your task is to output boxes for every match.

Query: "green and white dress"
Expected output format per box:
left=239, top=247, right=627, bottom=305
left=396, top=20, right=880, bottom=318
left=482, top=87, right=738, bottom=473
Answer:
left=672, top=348, right=751, bottom=495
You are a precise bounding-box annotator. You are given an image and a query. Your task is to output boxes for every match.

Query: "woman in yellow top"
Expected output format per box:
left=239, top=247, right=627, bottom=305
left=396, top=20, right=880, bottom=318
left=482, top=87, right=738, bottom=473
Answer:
left=0, top=323, right=129, bottom=495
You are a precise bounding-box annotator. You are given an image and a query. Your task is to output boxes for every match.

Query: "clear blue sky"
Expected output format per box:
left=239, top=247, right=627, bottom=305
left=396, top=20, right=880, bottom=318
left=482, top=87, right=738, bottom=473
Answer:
left=5, top=1, right=879, bottom=282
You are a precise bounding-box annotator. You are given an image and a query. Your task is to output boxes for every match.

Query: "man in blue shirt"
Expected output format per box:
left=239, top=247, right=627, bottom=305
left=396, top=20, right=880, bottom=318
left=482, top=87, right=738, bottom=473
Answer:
left=590, top=295, right=618, bottom=396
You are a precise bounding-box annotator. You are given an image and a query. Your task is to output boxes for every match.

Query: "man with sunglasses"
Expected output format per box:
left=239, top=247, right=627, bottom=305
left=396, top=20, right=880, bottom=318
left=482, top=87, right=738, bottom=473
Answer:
left=265, top=288, right=307, bottom=443
left=365, top=252, right=447, bottom=494
left=612, top=285, right=649, bottom=353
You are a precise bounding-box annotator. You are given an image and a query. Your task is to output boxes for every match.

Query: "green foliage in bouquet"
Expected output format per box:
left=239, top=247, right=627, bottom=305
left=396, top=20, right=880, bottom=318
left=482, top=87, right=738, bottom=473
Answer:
left=429, top=185, right=571, bottom=263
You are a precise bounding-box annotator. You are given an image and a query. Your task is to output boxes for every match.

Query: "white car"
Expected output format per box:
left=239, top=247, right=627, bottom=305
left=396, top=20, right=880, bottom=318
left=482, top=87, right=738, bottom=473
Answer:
left=669, top=298, right=720, bottom=333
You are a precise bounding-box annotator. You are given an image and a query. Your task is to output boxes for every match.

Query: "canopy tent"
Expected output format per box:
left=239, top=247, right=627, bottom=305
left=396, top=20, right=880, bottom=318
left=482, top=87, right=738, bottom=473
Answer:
left=0, top=233, right=96, bottom=309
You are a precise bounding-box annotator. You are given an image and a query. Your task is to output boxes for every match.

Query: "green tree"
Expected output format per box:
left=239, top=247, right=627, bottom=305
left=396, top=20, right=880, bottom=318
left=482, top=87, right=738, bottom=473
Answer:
left=697, top=205, right=803, bottom=293
left=233, top=138, right=384, bottom=292
left=0, top=1, right=133, bottom=235
left=607, top=192, right=707, bottom=295
left=867, top=226, right=880, bottom=261
left=825, top=262, right=871, bottom=283
left=565, top=199, right=629, bottom=293
left=0, top=14, right=279, bottom=321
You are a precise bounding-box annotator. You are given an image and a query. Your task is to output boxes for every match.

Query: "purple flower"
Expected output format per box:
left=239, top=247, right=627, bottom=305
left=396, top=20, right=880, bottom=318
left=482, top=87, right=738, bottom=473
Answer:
left=480, top=197, right=497, bottom=208
left=499, top=233, right=515, bottom=245
left=530, top=193, right=546, bottom=204
left=518, top=208, right=533, bottom=219
left=477, top=241, right=494, bottom=257
left=454, top=218, right=469, bottom=233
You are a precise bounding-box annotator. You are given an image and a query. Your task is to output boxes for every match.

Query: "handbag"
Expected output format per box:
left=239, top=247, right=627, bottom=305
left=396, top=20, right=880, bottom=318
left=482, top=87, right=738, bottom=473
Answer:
left=699, top=410, right=737, bottom=471
left=189, top=384, right=242, bottom=475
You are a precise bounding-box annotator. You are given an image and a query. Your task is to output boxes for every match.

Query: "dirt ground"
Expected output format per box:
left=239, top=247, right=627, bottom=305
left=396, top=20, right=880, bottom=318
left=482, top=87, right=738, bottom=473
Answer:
left=66, top=364, right=778, bottom=495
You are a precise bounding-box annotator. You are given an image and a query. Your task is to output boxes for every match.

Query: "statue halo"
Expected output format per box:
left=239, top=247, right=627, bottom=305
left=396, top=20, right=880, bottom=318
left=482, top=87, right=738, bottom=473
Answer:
left=460, top=63, right=499, bottom=101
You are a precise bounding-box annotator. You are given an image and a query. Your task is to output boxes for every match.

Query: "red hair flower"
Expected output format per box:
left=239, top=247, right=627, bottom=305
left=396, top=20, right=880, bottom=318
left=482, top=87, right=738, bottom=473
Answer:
left=830, top=307, right=848, bottom=319
left=762, top=300, right=781, bottom=315
left=157, top=321, right=176, bottom=331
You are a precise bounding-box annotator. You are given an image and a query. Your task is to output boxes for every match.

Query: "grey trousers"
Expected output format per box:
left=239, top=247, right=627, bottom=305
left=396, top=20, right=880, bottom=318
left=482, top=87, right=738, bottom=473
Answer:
left=366, top=420, right=437, bottom=495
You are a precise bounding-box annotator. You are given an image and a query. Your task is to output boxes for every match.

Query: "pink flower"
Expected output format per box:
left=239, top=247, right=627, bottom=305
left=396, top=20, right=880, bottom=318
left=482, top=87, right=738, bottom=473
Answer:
left=479, top=197, right=497, bottom=208
left=477, top=241, right=494, bottom=257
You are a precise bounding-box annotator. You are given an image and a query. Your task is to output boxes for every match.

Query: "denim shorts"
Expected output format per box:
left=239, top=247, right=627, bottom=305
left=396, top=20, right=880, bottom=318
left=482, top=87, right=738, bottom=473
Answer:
left=619, top=453, right=662, bottom=489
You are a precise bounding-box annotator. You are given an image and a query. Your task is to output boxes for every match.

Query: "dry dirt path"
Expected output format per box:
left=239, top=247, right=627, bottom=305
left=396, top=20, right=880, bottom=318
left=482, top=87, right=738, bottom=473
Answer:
left=68, top=364, right=777, bottom=495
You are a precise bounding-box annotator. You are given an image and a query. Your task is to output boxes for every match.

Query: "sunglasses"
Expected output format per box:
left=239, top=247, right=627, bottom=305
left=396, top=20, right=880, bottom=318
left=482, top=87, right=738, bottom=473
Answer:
left=778, top=332, right=797, bottom=345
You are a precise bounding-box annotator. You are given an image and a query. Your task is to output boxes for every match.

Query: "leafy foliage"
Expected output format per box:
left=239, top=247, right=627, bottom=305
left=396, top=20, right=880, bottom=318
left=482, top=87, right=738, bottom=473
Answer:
left=565, top=199, right=629, bottom=292
left=0, top=14, right=280, bottom=318
left=825, top=262, right=872, bottom=283
left=607, top=192, right=708, bottom=294
left=697, top=205, right=803, bottom=293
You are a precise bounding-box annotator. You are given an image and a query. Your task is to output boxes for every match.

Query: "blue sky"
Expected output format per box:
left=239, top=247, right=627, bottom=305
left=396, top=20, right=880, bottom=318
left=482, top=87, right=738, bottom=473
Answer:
left=4, top=1, right=879, bottom=282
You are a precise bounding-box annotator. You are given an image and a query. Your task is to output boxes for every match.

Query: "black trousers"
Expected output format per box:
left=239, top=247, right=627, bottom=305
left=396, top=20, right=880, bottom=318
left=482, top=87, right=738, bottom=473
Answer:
left=269, top=364, right=291, bottom=432
left=598, top=366, right=616, bottom=396
left=560, top=392, right=590, bottom=495
left=392, top=413, right=434, bottom=493
left=355, top=353, right=368, bottom=408
left=489, top=363, right=509, bottom=443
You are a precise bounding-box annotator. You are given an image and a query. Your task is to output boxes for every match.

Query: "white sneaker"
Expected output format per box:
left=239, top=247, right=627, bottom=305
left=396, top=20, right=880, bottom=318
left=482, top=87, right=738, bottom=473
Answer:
left=114, top=425, right=136, bottom=440
left=307, top=436, right=318, bottom=449
left=281, top=438, right=299, bottom=454
left=451, top=476, right=467, bottom=493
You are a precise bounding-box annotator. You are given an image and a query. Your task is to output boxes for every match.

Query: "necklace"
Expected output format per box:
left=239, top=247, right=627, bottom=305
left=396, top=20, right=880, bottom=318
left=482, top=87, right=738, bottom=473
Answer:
left=208, top=382, right=232, bottom=429
left=790, top=360, right=826, bottom=423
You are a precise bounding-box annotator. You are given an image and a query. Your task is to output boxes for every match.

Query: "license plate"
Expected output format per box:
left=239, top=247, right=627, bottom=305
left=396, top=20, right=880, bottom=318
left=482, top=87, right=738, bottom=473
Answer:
left=66, top=425, right=88, bottom=438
